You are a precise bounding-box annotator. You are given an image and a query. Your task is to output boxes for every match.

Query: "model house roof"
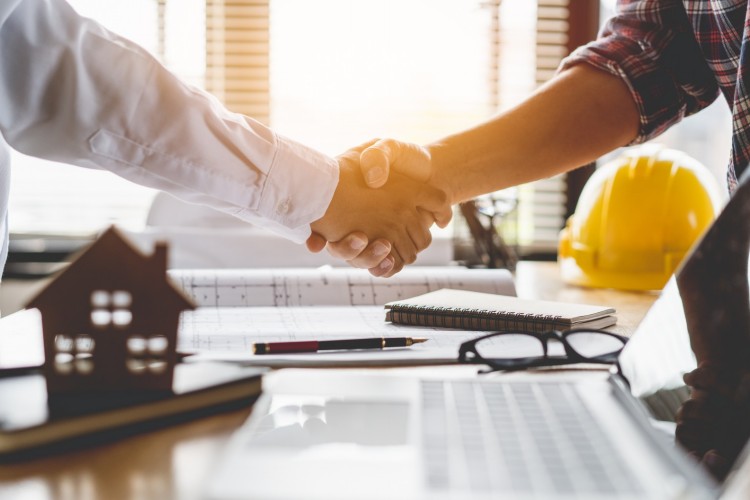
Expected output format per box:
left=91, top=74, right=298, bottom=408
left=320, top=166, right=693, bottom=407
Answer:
left=26, top=226, right=195, bottom=312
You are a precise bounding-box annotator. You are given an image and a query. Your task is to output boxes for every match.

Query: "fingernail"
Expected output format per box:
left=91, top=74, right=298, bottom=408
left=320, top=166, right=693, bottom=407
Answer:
left=350, top=236, right=367, bottom=250
left=372, top=242, right=389, bottom=256
left=366, top=167, right=385, bottom=185
left=379, top=257, right=394, bottom=270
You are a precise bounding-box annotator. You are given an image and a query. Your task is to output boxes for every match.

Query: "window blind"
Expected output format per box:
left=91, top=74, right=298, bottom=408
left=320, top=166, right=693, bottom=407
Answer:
left=205, top=0, right=270, bottom=124
left=512, top=0, right=600, bottom=256
left=202, top=0, right=597, bottom=257
left=7, top=0, right=597, bottom=253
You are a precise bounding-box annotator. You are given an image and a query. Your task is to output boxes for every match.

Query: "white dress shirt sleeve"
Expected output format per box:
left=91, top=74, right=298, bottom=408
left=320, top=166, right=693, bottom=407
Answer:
left=0, top=0, right=338, bottom=243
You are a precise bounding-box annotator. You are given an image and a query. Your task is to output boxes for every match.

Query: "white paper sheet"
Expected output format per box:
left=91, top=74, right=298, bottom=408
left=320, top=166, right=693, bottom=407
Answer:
left=178, top=306, right=479, bottom=365
left=169, top=266, right=516, bottom=307
left=177, top=306, right=589, bottom=367
left=172, top=267, right=517, bottom=366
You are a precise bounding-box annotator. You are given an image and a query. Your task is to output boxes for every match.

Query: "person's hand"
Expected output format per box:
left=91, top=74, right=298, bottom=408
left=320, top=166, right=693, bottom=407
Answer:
left=307, top=139, right=452, bottom=276
left=357, top=138, right=451, bottom=276
left=310, top=138, right=452, bottom=276
left=358, top=138, right=435, bottom=189
left=305, top=141, right=396, bottom=276
left=676, top=362, right=750, bottom=480
left=310, top=142, right=449, bottom=276
left=305, top=231, right=397, bottom=277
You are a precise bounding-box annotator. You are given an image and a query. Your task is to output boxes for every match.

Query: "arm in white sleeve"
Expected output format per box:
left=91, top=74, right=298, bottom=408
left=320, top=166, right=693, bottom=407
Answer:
left=0, top=0, right=338, bottom=242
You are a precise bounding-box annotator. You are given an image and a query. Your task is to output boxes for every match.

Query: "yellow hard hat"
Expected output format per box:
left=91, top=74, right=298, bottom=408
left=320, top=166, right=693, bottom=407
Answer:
left=558, top=145, right=723, bottom=291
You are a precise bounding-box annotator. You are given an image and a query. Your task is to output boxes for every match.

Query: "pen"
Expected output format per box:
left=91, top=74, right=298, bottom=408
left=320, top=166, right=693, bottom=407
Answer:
left=252, top=337, right=428, bottom=355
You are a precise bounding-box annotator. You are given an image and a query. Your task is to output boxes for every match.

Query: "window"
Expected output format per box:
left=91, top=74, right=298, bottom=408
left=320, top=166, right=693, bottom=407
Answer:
left=7, top=1, right=733, bottom=260
left=268, top=0, right=503, bottom=151
left=11, top=0, right=513, bottom=236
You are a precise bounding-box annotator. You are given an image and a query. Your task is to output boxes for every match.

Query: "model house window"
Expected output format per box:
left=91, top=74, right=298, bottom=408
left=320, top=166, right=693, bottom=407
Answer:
left=90, top=289, right=133, bottom=329
left=126, top=335, right=169, bottom=374
left=53, top=334, right=95, bottom=375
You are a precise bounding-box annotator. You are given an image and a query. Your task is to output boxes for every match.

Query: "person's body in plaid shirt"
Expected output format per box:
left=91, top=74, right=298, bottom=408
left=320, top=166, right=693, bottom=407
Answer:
left=564, top=0, right=749, bottom=192
left=562, top=6, right=750, bottom=479
left=311, top=0, right=750, bottom=483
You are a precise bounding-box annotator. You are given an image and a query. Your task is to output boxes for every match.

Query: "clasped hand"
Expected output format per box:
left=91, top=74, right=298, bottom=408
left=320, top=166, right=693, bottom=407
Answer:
left=309, top=139, right=452, bottom=277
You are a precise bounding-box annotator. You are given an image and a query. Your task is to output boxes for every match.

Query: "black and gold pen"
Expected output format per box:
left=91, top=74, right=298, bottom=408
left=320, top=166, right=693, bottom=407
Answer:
left=253, top=337, right=428, bottom=355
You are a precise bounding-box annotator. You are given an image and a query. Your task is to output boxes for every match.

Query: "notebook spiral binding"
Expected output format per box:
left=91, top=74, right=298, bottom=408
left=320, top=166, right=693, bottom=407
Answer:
left=386, top=304, right=567, bottom=332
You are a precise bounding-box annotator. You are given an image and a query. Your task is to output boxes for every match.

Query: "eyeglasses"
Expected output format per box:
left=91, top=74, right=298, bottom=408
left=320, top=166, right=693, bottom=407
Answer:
left=458, top=329, right=628, bottom=372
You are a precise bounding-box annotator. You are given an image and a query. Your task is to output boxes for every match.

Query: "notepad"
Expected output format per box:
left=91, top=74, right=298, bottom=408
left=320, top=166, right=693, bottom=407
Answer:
left=385, top=289, right=617, bottom=332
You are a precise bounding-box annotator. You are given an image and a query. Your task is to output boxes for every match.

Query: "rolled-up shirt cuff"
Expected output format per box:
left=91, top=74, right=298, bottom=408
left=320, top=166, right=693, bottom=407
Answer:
left=559, top=53, right=652, bottom=146
left=249, top=132, right=338, bottom=242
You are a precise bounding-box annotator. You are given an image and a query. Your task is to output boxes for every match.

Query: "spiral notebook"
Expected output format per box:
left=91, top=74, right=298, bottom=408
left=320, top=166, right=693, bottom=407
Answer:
left=385, top=289, right=617, bottom=332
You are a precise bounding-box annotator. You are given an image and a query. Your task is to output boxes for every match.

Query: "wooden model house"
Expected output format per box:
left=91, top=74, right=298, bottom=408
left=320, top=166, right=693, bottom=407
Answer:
left=26, top=226, right=195, bottom=394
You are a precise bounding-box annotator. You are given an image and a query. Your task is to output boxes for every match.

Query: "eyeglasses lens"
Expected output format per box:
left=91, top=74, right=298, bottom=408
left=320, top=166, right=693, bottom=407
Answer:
left=565, top=331, right=624, bottom=358
left=474, top=333, right=545, bottom=360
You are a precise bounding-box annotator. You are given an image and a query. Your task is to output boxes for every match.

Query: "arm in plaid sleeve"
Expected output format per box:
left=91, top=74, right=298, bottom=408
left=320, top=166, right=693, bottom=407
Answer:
left=560, top=0, right=720, bottom=144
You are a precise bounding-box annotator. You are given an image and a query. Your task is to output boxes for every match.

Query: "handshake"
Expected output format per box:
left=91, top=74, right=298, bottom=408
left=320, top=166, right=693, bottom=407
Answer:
left=308, top=138, right=454, bottom=277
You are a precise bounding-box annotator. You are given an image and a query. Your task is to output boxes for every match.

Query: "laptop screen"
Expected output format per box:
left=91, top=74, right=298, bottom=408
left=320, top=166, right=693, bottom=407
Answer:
left=617, top=276, right=697, bottom=419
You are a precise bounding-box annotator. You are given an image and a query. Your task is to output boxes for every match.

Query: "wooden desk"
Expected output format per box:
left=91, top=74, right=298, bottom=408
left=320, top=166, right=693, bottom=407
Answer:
left=0, top=262, right=659, bottom=500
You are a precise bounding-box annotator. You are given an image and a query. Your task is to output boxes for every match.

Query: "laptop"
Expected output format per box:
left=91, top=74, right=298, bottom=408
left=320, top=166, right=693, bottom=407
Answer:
left=206, top=181, right=750, bottom=499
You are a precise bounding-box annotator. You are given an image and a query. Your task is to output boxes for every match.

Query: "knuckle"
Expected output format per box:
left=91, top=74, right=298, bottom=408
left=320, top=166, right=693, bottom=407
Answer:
left=326, top=246, right=345, bottom=259
left=369, top=267, right=385, bottom=277
left=348, top=258, right=369, bottom=269
left=682, top=399, right=701, bottom=412
left=330, top=247, right=355, bottom=261
left=437, top=189, right=449, bottom=205
left=381, top=137, right=395, bottom=148
left=674, top=424, right=698, bottom=443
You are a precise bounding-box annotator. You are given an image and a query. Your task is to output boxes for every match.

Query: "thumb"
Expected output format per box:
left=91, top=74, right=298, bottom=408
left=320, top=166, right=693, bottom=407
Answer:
left=361, top=138, right=432, bottom=188
left=360, top=139, right=393, bottom=188
left=305, top=232, right=327, bottom=253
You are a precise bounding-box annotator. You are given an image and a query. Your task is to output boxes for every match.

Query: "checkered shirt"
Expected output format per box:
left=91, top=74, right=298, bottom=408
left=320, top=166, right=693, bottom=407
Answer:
left=561, top=0, right=750, bottom=192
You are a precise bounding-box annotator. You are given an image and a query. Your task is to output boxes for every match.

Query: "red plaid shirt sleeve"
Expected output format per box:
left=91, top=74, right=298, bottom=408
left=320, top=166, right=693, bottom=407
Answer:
left=560, top=0, right=720, bottom=144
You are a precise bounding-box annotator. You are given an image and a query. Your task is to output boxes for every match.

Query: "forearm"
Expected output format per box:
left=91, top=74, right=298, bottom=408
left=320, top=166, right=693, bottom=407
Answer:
left=428, top=64, right=639, bottom=203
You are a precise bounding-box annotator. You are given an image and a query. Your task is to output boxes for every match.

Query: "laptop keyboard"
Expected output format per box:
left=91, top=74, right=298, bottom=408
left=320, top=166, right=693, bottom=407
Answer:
left=421, top=380, right=642, bottom=495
